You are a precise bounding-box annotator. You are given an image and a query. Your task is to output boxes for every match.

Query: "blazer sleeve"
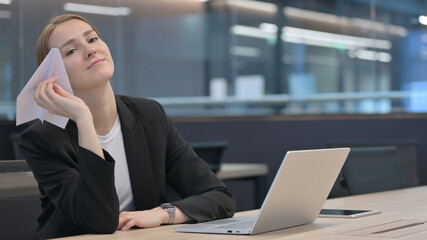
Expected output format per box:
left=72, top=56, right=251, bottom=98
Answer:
left=19, top=122, right=120, bottom=234
left=156, top=103, right=235, bottom=222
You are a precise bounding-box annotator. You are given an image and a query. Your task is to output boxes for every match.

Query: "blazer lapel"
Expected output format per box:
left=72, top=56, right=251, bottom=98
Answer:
left=115, top=96, right=158, bottom=210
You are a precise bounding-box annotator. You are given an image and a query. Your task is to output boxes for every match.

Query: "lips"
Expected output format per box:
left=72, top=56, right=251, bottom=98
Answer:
left=87, top=59, right=104, bottom=70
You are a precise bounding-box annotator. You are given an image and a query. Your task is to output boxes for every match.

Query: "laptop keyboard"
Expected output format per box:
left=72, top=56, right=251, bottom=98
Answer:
left=212, top=220, right=255, bottom=229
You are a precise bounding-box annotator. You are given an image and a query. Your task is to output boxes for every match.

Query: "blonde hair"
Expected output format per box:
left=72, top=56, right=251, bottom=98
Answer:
left=36, top=14, right=101, bottom=66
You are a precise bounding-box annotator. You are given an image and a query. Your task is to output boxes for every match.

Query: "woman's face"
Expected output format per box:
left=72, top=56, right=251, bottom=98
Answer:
left=48, top=19, right=114, bottom=93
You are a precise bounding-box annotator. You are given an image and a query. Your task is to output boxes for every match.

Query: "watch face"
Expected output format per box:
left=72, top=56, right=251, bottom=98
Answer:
left=161, top=203, right=174, bottom=209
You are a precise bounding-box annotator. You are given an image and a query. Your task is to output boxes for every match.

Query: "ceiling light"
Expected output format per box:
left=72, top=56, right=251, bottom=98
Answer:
left=351, top=18, right=407, bottom=36
left=419, top=15, right=427, bottom=26
left=283, top=26, right=392, bottom=50
left=284, top=7, right=348, bottom=25
left=0, top=0, right=12, bottom=5
left=259, top=23, right=278, bottom=34
left=231, top=24, right=392, bottom=50
left=348, top=49, right=392, bottom=62
left=284, top=7, right=407, bottom=37
left=230, top=25, right=276, bottom=40
left=230, top=46, right=261, bottom=57
left=64, top=3, right=131, bottom=16
left=227, top=0, right=277, bottom=13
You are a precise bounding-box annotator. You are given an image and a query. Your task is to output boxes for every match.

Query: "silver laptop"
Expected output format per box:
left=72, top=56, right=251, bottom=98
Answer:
left=175, top=148, right=350, bottom=235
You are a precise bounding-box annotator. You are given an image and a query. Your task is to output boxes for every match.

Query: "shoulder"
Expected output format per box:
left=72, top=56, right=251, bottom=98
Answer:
left=19, top=120, right=71, bottom=157
left=20, top=120, right=65, bottom=140
left=116, top=95, right=164, bottom=112
left=116, top=95, right=168, bottom=124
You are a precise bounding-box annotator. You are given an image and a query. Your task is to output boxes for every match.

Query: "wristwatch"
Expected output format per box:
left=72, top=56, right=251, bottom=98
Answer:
left=160, top=203, right=176, bottom=225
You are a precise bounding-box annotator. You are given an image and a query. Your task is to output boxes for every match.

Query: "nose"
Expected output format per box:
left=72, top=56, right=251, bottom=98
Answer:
left=85, top=45, right=96, bottom=59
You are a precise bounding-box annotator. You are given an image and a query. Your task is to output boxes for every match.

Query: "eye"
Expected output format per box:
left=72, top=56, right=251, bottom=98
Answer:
left=89, top=37, right=98, bottom=43
left=65, top=49, right=76, bottom=56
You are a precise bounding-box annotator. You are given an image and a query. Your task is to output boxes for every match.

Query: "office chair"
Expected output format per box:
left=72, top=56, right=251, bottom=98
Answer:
left=327, top=138, right=419, bottom=187
left=190, top=141, right=228, bottom=173
left=343, top=146, right=406, bottom=195
left=0, top=160, right=41, bottom=240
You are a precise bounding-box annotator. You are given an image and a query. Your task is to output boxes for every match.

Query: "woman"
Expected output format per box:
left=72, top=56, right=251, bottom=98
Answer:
left=19, top=14, right=235, bottom=239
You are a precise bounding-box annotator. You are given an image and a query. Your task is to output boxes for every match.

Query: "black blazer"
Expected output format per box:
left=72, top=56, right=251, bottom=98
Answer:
left=19, top=96, right=235, bottom=239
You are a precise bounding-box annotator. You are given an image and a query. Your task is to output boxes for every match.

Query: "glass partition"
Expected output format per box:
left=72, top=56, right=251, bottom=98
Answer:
left=0, top=0, right=426, bottom=119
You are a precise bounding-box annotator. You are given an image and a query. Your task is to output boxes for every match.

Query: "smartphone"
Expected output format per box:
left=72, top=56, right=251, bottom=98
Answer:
left=319, top=209, right=381, bottom=218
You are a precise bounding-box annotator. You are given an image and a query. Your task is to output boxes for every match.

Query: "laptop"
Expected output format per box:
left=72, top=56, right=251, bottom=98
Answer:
left=175, top=148, right=350, bottom=235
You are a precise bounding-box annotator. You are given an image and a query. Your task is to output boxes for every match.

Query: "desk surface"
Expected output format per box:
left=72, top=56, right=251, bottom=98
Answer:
left=55, top=186, right=427, bottom=240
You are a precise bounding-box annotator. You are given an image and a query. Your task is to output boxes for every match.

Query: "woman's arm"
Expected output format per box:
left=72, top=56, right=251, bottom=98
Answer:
left=20, top=123, right=120, bottom=234
left=117, top=206, right=190, bottom=231
left=115, top=98, right=234, bottom=231
left=19, top=77, right=120, bottom=233
left=160, top=100, right=235, bottom=222
left=35, top=76, right=104, bottom=159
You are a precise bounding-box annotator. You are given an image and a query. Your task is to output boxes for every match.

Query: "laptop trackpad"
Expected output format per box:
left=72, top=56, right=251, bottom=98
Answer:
left=192, top=216, right=255, bottom=229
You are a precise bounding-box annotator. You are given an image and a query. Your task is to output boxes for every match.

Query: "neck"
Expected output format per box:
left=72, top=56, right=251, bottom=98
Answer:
left=74, top=82, right=117, bottom=136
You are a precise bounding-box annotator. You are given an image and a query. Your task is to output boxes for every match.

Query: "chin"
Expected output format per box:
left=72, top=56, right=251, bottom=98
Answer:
left=98, top=68, right=114, bottom=81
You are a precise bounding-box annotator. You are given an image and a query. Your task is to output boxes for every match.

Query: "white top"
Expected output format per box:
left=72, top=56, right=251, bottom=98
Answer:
left=98, top=116, right=135, bottom=212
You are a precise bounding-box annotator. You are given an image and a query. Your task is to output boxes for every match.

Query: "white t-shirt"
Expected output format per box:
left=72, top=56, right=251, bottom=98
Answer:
left=98, top=116, right=135, bottom=212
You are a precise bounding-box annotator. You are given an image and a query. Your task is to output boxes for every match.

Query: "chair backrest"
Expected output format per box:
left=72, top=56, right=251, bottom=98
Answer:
left=190, top=141, right=228, bottom=173
left=0, top=160, right=31, bottom=173
left=0, top=196, right=41, bottom=240
left=0, top=169, right=41, bottom=239
left=343, top=146, right=406, bottom=195
left=327, top=138, right=419, bottom=187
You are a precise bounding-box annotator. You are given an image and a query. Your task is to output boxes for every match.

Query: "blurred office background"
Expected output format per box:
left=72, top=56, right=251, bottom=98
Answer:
left=0, top=0, right=427, bottom=212
left=0, top=0, right=426, bottom=118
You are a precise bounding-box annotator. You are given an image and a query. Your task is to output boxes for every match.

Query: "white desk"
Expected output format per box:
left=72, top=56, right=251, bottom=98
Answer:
left=55, top=186, right=427, bottom=240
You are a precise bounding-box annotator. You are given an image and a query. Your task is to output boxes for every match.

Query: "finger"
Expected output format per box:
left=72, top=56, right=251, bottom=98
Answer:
left=117, top=212, right=130, bottom=230
left=37, top=76, right=57, bottom=94
left=46, top=80, right=60, bottom=100
left=51, top=76, right=58, bottom=83
left=37, top=77, right=55, bottom=96
left=44, top=81, right=60, bottom=110
left=117, top=217, right=127, bottom=230
left=34, top=80, right=43, bottom=103
left=41, top=79, right=63, bottom=115
left=35, top=80, right=51, bottom=107
left=35, top=78, right=49, bottom=99
left=121, top=219, right=136, bottom=231
left=117, top=218, right=127, bottom=230
left=52, top=83, right=73, bottom=98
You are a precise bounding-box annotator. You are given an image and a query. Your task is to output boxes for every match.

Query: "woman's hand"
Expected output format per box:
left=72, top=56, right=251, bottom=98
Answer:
left=35, top=76, right=104, bottom=159
left=118, top=206, right=191, bottom=231
left=118, top=207, right=169, bottom=231
left=35, top=76, right=90, bottom=123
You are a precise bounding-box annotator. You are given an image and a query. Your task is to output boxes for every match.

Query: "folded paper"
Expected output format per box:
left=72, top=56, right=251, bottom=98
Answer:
left=16, top=48, right=74, bottom=129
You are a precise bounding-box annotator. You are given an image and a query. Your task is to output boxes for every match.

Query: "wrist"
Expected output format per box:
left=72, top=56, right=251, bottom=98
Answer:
left=160, top=203, right=176, bottom=225
left=156, top=207, right=169, bottom=225
left=75, top=107, right=93, bottom=125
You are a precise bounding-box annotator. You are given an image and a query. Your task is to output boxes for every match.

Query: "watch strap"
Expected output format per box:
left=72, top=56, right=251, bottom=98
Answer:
left=160, top=203, right=175, bottom=224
